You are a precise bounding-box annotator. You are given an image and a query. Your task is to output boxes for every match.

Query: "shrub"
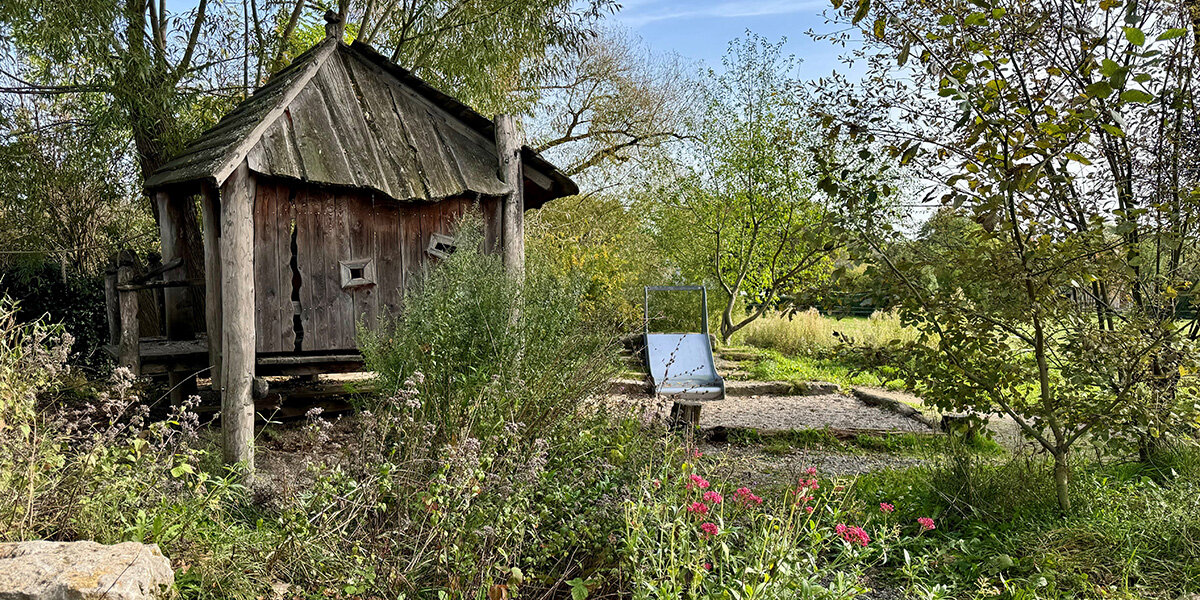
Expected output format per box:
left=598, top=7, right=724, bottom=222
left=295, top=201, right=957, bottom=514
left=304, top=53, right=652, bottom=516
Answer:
left=0, top=260, right=108, bottom=370
left=359, top=216, right=621, bottom=443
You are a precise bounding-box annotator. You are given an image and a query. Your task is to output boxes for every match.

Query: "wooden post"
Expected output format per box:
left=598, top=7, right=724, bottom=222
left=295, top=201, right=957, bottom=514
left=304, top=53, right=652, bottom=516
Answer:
left=219, top=162, right=257, bottom=474
left=670, top=401, right=702, bottom=431
left=200, top=182, right=223, bottom=394
left=495, top=114, right=525, bottom=281
left=116, top=251, right=140, bottom=375
left=155, top=191, right=196, bottom=340
left=104, top=263, right=119, bottom=346
left=156, top=190, right=200, bottom=405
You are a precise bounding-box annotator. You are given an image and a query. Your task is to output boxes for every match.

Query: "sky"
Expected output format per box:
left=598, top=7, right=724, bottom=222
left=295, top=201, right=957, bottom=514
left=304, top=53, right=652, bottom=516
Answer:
left=160, top=0, right=854, bottom=80
left=612, top=0, right=851, bottom=78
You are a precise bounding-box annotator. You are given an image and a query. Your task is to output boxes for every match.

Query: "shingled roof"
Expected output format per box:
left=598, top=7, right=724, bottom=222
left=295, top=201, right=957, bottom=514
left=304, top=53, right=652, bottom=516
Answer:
left=144, top=38, right=577, bottom=208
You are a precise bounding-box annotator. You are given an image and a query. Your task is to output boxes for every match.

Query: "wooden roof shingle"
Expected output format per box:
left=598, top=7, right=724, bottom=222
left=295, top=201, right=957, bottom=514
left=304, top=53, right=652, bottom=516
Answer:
left=144, top=38, right=577, bottom=208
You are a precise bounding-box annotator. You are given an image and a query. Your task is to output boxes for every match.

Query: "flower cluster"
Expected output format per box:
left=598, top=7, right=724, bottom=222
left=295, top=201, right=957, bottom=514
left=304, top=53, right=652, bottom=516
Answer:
left=734, top=487, right=763, bottom=507
left=879, top=502, right=895, bottom=513
left=687, top=501, right=709, bottom=515
left=686, top=474, right=711, bottom=490
left=793, top=474, right=819, bottom=509
left=702, top=491, right=723, bottom=504
left=917, top=517, right=936, bottom=531
left=835, top=523, right=870, bottom=547
left=699, top=522, right=719, bottom=537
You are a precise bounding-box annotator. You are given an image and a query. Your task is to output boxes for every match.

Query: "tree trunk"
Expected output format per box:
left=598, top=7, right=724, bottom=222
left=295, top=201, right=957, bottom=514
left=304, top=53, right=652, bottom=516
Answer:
left=1053, top=452, right=1071, bottom=512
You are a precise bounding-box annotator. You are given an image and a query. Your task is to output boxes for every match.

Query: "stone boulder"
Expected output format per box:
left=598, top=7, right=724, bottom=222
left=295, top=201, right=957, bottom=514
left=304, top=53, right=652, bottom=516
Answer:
left=0, top=540, right=174, bottom=600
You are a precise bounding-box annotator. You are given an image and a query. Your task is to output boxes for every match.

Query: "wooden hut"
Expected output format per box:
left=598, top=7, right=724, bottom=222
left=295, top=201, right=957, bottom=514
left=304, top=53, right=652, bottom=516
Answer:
left=114, top=28, right=577, bottom=466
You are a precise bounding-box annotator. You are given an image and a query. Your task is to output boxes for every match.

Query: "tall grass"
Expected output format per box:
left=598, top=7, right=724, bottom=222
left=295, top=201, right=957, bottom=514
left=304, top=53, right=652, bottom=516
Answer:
left=736, top=308, right=916, bottom=356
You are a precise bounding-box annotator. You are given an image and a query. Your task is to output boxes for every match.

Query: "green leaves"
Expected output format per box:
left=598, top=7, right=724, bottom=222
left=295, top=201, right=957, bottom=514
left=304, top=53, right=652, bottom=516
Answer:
left=1156, top=28, right=1187, bottom=41
left=1119, top=89, right=1153, bottom=103
left=1085, top=81, right=1113, bottom=99
left=852, top=0, right=871, bottom=25
left=1122, top=27, right=1145, bottom=46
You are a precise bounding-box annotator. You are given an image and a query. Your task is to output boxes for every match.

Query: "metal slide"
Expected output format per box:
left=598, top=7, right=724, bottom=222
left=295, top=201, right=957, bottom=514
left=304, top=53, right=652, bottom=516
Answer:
left=643, top=286, right=725, bottom=401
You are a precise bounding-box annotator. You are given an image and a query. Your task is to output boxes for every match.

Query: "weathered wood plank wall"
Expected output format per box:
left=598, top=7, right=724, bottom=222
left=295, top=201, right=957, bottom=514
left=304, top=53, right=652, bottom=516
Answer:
left=252, top=178, right=499, bottom=353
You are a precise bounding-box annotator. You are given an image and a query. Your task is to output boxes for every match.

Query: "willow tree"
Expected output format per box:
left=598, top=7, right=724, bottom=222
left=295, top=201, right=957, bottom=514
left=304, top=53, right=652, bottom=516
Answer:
left=0, top=0, right=615, bottom=241
left=823, top=0, right=1200, bottom=510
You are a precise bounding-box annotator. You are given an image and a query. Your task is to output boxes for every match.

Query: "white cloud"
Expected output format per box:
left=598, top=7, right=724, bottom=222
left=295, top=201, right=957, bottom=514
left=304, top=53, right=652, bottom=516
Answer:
left=615, top=0, right=825, bottom=27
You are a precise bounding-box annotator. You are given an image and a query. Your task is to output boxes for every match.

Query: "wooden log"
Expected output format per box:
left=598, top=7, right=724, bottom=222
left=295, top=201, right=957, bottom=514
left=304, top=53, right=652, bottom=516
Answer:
left=104, top=264, right=119, bottom=346
left=116, top=251, right=140, bottom=375
left=200, top=182, right=223, bottom=391
left=219, top=162, right=257, bottom=474
left=670, top=401, right=702, bottom=431
left=495, top=114, right=524, bottom=281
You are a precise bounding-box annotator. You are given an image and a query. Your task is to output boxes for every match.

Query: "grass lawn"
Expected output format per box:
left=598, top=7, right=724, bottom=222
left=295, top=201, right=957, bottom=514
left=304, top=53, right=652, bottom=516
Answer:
left=725, top=310, right=917, bottom=391
left=743, top=348, right=909, bottom=390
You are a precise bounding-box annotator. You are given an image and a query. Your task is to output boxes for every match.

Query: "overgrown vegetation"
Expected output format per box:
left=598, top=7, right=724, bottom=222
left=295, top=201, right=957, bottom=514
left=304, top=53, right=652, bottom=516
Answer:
left=3, top=0, right=1200, bottom=596
left=850, top=444, right=1200, bottom=597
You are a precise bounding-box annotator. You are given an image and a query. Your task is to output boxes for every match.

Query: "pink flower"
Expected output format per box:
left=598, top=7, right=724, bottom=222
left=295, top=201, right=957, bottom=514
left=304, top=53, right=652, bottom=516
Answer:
left=805, top=506, right=814, bottom=514
left=805, top=466, right=817, bottom=476
left=917, top=517, right=936, bottom=531
left=690, top=448, right=703, bottom=458
left=879, top=502, right=895, bottom=513
left=686, top=474, right=711, bottom=490
left=699, top=522, right=719, bottom=537
left=703, top=562, right=712, bottom=571
left=734, top=487, right=763, bottom=507
left=703, top=491, right=723, bottom=504
left=687, top=502, right=709, bottom=515
left=835, top=523, right=870, bottom=547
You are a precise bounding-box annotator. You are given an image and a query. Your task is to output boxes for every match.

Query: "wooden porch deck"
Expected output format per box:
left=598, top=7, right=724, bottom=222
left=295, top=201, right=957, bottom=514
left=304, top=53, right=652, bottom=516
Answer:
left=105, top=337, right=366, bottom=376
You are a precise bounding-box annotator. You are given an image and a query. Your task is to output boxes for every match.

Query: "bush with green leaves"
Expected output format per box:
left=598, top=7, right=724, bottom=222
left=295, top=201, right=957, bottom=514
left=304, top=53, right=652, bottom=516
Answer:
left=359, top=216, right=621, bottom=443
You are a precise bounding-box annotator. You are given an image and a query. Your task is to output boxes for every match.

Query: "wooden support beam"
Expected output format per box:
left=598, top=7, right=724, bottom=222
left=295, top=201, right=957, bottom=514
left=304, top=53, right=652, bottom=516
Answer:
left=156, top=189, right=201, bottom=406
left=495, top=114, right=524, bottom=282
left=104, top=264, right=119, bottom=346
left=219, top=163, right=257, bottom=474
left=155, top=191, right=197, bottom=341
left=670, top=401, right=702, bottom=431
left=200, top=182, right=223, bottom=393
left=116, top=251, right=140, bottom=376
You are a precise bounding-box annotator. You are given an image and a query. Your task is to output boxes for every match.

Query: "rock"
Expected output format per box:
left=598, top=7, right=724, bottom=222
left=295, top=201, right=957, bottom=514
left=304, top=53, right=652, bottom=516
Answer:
left=724, top=380, right=839, bottom=397
left=725, top=380, right=795, bottom=397
left=0, top=540, right=174, bottom=600
left=794, top=381, right=839, bottom=396
left=851, top=387, right=937, bottom=428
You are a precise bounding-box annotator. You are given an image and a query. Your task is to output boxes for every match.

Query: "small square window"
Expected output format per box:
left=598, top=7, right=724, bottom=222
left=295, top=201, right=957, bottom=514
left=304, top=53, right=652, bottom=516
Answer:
left=340, top=258, right=375, bottom=290
left=426, top=233, right=457, bottom=259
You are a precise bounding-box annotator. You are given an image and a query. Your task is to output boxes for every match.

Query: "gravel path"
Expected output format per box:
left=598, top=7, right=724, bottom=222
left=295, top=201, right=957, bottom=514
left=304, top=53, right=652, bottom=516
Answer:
left=697, top=392, right=933, bottom=433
